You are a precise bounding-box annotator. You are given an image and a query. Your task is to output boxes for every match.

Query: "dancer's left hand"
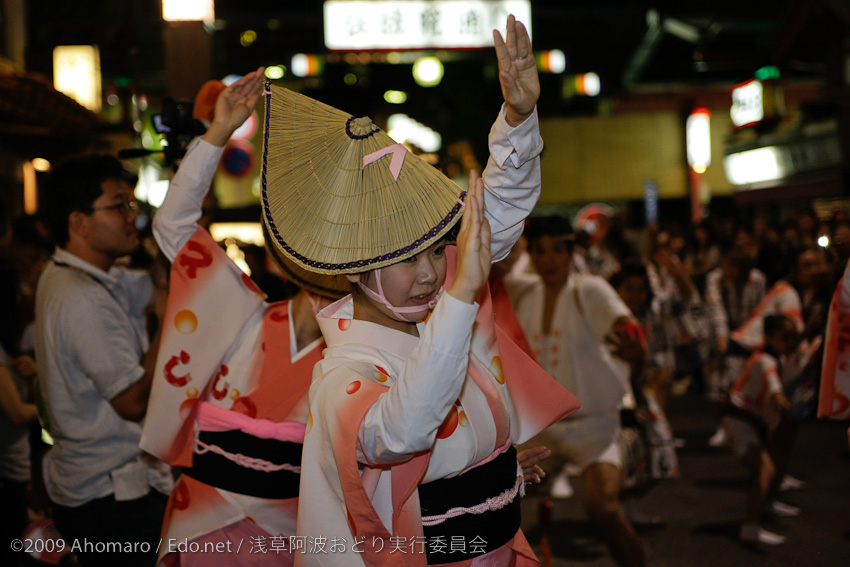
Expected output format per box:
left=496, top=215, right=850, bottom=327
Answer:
left=518, top=446, right=551, bottom=484
left=494, top=14, right=540, bottom=126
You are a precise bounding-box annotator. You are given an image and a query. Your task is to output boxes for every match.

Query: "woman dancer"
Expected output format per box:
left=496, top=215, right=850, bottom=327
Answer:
left=261, top=16, right=579, bottom=566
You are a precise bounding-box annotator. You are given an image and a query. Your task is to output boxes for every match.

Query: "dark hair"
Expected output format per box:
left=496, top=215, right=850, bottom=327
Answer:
left=791, top=245, right=826, bottom=272
left=524, top=215, right=574, bottom=246
left=763, top=313, right=794, bottom=338
left=609, top=257, right=654, bottom=302
left=609, top=257, right=647, bottom=287
left=724, top=248, right=755, bottom=276
left=42, top=154, right=137, bottom=247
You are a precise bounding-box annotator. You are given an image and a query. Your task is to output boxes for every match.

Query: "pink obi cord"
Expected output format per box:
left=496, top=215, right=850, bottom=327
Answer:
left=420, top=461, right=524, bottom=527
left=194, top=402, right=306, bottom=474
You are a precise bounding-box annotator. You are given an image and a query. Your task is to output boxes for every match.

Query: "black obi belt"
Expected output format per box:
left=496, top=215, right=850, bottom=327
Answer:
left=183, top=429, right=302, bottom=499
left=418, top=445, right=522, bottom=564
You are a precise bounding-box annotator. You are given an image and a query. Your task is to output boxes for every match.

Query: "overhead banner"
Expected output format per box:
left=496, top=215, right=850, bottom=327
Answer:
left=324, top=1, right=532, bottom=50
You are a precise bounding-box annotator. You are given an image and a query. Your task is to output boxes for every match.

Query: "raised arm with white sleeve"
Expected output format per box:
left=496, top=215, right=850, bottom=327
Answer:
left=153, top=68, right=265, bottom=262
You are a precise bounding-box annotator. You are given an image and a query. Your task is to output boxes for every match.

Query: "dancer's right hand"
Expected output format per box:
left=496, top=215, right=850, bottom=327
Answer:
left=204, top=67, right=265, bottom=147
left=449, top=170, right=492, bottom=304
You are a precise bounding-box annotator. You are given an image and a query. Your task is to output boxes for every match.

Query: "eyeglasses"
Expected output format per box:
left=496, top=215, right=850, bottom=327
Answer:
left=90, top=201, right=139, bottom=215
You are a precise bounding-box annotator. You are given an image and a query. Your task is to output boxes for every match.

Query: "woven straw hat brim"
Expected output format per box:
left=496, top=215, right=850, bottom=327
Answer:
left=261, top=216, right=349, bottom=300
left=261, top=84, right=465, bottom=275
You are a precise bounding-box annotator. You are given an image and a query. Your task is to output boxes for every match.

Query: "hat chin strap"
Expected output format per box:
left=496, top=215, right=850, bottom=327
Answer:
left=304, top=291, right=324, bottom=316
left=357, top=267, right=443, bottom=322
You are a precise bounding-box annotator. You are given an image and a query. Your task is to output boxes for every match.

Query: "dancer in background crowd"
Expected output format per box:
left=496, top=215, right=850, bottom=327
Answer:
left=683, top=221, right=720, bottom=291
left=722, top=314, right=798, bottom=546
left=828, top=217, right=850, bottom=288
left=644, top=224, right=708, bottom=408
left=610, top=259, right=680, bottom=529
left=704, top=249, right=768, bottom=446
left=508, top=215, right=648, bottom=567
left=704, top=250, right=767, bottom=401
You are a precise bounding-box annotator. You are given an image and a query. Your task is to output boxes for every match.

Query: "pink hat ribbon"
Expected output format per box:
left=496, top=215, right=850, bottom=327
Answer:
left=362, top=143, right=408, bottom=180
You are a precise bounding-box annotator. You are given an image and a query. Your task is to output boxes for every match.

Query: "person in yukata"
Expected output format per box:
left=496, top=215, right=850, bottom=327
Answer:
left=723, top=314, right=798, bottom=546
left=140, top=69, right=348, bottom=567
left=259, top=15, right=580, bottom=567
left=142, top=62, right=553, bottom=566
left=505, top=215, right=648, bottom=567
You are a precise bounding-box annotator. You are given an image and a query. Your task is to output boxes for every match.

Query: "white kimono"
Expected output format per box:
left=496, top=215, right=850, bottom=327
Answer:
left=295, top=108, right=578, bottom=567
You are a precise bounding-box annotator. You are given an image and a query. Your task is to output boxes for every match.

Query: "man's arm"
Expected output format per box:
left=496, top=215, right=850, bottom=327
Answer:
left=109, top=284, right=168, bottom=421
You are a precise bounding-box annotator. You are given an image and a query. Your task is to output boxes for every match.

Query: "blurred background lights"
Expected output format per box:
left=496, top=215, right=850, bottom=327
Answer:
left=755, top=65, right=781, bottom=81
left=723, top=147, right=784, bottom=185
left=222, top=74, right=242, bottom=86
left=383, top=90, right=407, bottom=104
left=32, top=158, right=51, bottom=172
left=412, top=57, right=444, bottom=87
left=538, top=49, right=566, bottom=74
left=579, top=72, right=601, bottom=96
left=291, top=53, right=324, bottom=77
left=230, top=111, right=258, bottom=141
left=564, top=72, right=601, bottom=98
left=135, top=163, right=170, bottom=208
left=343, top=73, right=357, bottom=86
left=292, top=54, right=310, bottom=77
left=53, top=45, right=102, bottom=111
left=818, top=235, right=830, bottom=248
left=23, top=162, right=37, bottom=214
left=161, top=0, right=214, bottom=23
left=387, top=114, right=441, bottom=152
left=686, top=108, right=711, bottom=173
left=265, top=65, right=285, bottom=80
left=240, top=30, right=257, bottom=47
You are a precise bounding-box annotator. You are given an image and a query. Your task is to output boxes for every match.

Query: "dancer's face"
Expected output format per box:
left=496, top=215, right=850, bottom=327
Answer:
left=349, top=240, right=448, bottom=332
left=617, top=275, right=649, bottom=315
left=528, top=235, right=572, bottom=289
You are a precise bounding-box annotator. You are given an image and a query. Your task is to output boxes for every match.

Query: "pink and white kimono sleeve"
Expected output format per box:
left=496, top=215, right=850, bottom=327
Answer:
left=731, top=280, right=804, bottom=350
left=140, top=227, right=323, bottom=566
left=819, top=263, right=850, bottom=419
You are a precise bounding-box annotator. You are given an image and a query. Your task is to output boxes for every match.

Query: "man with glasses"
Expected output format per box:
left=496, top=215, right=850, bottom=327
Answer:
left=35, top=154, right=173, bottom=567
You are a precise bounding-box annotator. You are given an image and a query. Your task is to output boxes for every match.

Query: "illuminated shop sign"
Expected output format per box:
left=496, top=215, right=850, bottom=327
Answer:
left=730, top=75, right=783, bottom=129
left=323, top=1, right=532, bottom=50
left=724, top=132, right=842, bottom=187
left=730, top=79, right=763, bottom=128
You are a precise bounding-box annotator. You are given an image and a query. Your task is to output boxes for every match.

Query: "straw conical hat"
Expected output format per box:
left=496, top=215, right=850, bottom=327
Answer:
left=261, top=216, right=349, bottom=299
left=261, top=82, right=465, bottom=275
